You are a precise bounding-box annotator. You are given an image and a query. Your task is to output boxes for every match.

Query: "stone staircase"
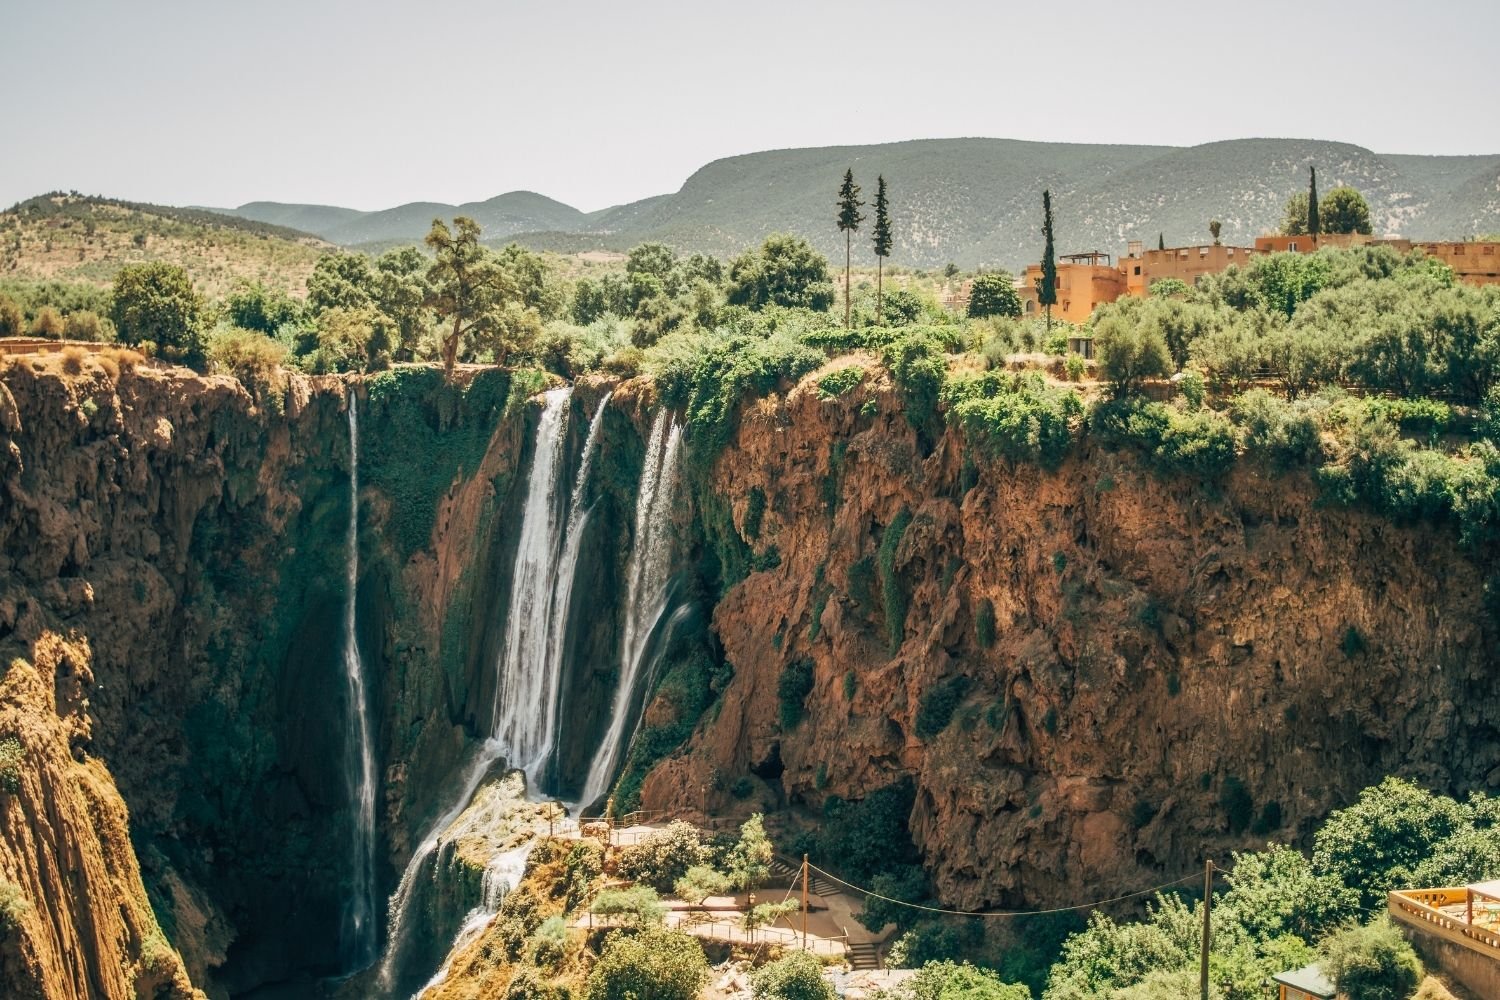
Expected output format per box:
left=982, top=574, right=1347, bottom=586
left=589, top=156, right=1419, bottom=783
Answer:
left=769, top=858, right=840, bottom=898
left=846, top=940, right=882, bottom=970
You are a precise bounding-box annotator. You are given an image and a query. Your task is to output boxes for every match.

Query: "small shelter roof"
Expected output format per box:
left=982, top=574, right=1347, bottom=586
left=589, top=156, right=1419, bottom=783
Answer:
left=1270, top=963, right=1336, bottom=998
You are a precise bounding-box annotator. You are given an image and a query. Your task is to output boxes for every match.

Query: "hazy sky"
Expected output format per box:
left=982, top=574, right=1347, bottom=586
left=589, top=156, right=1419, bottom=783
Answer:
left=3, top=0, right=1497, bottom=212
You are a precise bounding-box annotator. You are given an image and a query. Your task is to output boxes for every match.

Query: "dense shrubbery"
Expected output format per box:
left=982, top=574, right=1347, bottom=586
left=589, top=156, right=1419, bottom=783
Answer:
left=616, top=821, right=711, bottom=892
left=586, top=926, right=707, bottom=1000
left=1090, top=400, right=1238, bottom=479
left=915, top=676, right=971, bottom=739
left=650, top=329, right=824, bottom=464
left=945, top=372, right=1082, bottom=468
left=751, top=951, right=836, bottom=1000
left=778, top=659, right=816, bottom=728
left=1042, top=778, right=1493, bottom=999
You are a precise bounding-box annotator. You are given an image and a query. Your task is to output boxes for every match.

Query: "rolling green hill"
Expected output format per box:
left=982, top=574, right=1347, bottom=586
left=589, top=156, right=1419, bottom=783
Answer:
left=214, top=137, right=1500, bottom=270
left=229, top=190, right=588, bottom=248
left=0, top=193, right=332, bottom=297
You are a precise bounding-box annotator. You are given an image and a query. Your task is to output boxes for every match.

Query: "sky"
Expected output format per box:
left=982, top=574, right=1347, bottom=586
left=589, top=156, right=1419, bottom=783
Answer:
left=2, top=0, right=1497, bottom=213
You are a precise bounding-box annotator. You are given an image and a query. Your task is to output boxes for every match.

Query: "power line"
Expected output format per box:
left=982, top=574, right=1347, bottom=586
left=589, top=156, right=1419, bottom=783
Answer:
left=805, top=861, right=1215, bottom=919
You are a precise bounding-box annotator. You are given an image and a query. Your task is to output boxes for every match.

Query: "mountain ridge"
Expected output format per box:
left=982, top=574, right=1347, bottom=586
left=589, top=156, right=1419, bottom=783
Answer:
left=216, top=137, right=1500, bottom=269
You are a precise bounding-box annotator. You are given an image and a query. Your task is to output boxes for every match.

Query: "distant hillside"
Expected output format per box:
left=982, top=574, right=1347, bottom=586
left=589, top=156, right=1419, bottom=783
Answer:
left=210, top=138, right=1500, bottom=270
left=229, top=190, right=587, bottom=248
left=0, top=193, right=331, bottom=297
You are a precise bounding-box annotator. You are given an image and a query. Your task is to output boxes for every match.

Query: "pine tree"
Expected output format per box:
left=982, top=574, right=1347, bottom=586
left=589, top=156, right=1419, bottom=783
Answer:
left=1308, top=166, right=1321, bottom=242
left=1038, top=189, right=1057, bottom=331
left=836, top=169, right=864, bottom=328
left=871, top=176, right=892, bottom=325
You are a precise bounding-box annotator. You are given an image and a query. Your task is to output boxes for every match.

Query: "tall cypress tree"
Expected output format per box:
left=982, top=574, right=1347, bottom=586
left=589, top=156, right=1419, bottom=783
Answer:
left=1307, top=165, right=1321, bottom=242
left=1158, top=232, right=1165, bottom=251
left=871, top=176, right=892, bottom=325
left=836, top=169, right=864, bottom=328
left=1038, top=189, right=1057, bottom=331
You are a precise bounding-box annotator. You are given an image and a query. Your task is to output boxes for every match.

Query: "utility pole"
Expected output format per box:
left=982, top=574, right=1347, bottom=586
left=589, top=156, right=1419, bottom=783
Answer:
left=1200, top=859, right=1213, bottom=1000
left=802, top=854, right=810, bottom=949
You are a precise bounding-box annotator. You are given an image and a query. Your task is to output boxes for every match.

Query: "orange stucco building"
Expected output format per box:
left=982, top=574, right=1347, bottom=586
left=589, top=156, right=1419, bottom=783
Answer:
left=1120, top=240, right=1260, bottom=296
left=1016, top=251, right=1127, bottom=325
left=1416, top=241, right=1500, bottom=286
left=1009, top=234, right=1498, bottom=325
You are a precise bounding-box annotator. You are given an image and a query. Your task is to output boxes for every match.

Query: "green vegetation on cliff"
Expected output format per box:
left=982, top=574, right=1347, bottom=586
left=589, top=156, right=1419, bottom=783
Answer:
left=1039, top=777, right=1490, bottom=999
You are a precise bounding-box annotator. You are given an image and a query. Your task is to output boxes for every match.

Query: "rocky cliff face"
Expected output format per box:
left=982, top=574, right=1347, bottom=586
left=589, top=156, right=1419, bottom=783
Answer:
left=639, top=360, right=1500, bottom=909
left=0, top=355, right=541, bottom=997
left=4, top=347, right=1497, bottom=996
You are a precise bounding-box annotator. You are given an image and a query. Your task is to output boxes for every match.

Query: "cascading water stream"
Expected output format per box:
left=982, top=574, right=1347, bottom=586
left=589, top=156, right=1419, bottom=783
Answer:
left=579, top=410, right=684, bottom=806
left=533, top=391, right=613, bottom=784
left=376, top=387, right=593, bottom=995
left=490, top=387, right=574, bottom=778
left=340, top=389, right=379, bottom=972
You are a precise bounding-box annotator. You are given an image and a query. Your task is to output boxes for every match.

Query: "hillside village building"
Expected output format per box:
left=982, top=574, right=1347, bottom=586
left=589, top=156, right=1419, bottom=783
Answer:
left=1013, top=234, right=1500, bottom=321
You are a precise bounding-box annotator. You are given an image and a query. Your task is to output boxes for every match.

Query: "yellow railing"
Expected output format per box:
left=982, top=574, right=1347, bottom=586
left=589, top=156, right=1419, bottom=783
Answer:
left=1389, top=889, right=1500, bottom=961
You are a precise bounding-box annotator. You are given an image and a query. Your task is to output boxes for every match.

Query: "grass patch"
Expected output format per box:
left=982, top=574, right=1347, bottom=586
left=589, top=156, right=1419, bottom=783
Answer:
left=915, top=676, right=971, bottom=739
left=879, top=508, right=913, bottom=654
left=778, top=659, right=816, bottom=729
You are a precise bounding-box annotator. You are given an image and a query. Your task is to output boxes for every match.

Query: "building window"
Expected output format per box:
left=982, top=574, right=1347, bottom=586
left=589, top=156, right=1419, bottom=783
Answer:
left=1133, top=265, right=1141, bottom=275
left=1025, top=300, right=1035, bottom=314
left=1288, top=241, right=1298, bottom=252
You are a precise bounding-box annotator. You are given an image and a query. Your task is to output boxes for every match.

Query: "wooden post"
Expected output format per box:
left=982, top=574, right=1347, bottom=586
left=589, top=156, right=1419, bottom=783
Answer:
left=1200, top=860, right=1213, bottom=1000
left=802, top=854, right=810, bottom=949
left=1468, top=888, right=1474, bottom=926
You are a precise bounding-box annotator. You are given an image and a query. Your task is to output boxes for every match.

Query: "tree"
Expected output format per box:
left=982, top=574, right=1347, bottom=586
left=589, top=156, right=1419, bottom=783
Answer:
left=0, top=295, right=22, bottom=338
left=617, top=821, right=709, bottom=893
left=306, top=252, right=375, bottom=313
left=1312, top=777, right=1473, bottom=908
left=726, top=813, right=773, bottom=891
left=743, top=899, right=799, bottom=941
left=585, top=927, right=707, bottom=1000
left=967, top=273, right=1022, bottom=319
left=110, top=262, right=204, bottom=362
left=1038, top=190, right=1057, bottom=331
left=836, top=170, right=864, bottom=327
left=226, top=281, right=302, bottom=335
left=673, top=865, right=731, bottom=907
left=30, top=306, right=63, bottom=338
left=1158, top=232, right=1165, bottom=251
left=1093, top=306, right=1171, bottom=394
left=898, top=960, right=1030, bottom=1000
left=872, top=176, right=893, bottom=325
left=1322, top=918, right=1423, bottom=1000
left=373, top=246, right=433, bottom=361
left=625, top=242, right=678, bottom=289
left=1307, top=166, right=1321, bottom=241
left=424, top=216, right=517, bottom=377
left=751, top=950, right=835, bottom=1000
left=1320, top=186, right=1373, bottom=235
left=1209, top=219, right=1222, bottom=244
left=726, top=235, right=835, bottom=311
left=1281, top=192, right=1310, bottom=236
left=591, top=885, right=667, bottom=928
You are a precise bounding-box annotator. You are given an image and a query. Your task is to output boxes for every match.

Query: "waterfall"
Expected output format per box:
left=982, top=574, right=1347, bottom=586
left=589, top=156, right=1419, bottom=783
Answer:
left=491, top=387, right=573, bottom=782
left=376, top=386, right=585, bottom=994
left=579, top=410, right=684, bottom=807
left=534, top=391, right=612, bottom=784
left=411, top=842, right=534, bottom=999
left=341, top=389, right=379, bottom=972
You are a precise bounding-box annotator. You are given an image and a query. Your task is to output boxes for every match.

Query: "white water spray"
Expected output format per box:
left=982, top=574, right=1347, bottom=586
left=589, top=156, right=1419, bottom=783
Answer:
left=580, top=410, right=684, bottom=806
left=491, top=387, right=574, bottom=781
left=341, top=389, right=379, bottom=971
left=376, top=387, right=596, bottom=994
left=533, top=391, right=613, bottom=782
